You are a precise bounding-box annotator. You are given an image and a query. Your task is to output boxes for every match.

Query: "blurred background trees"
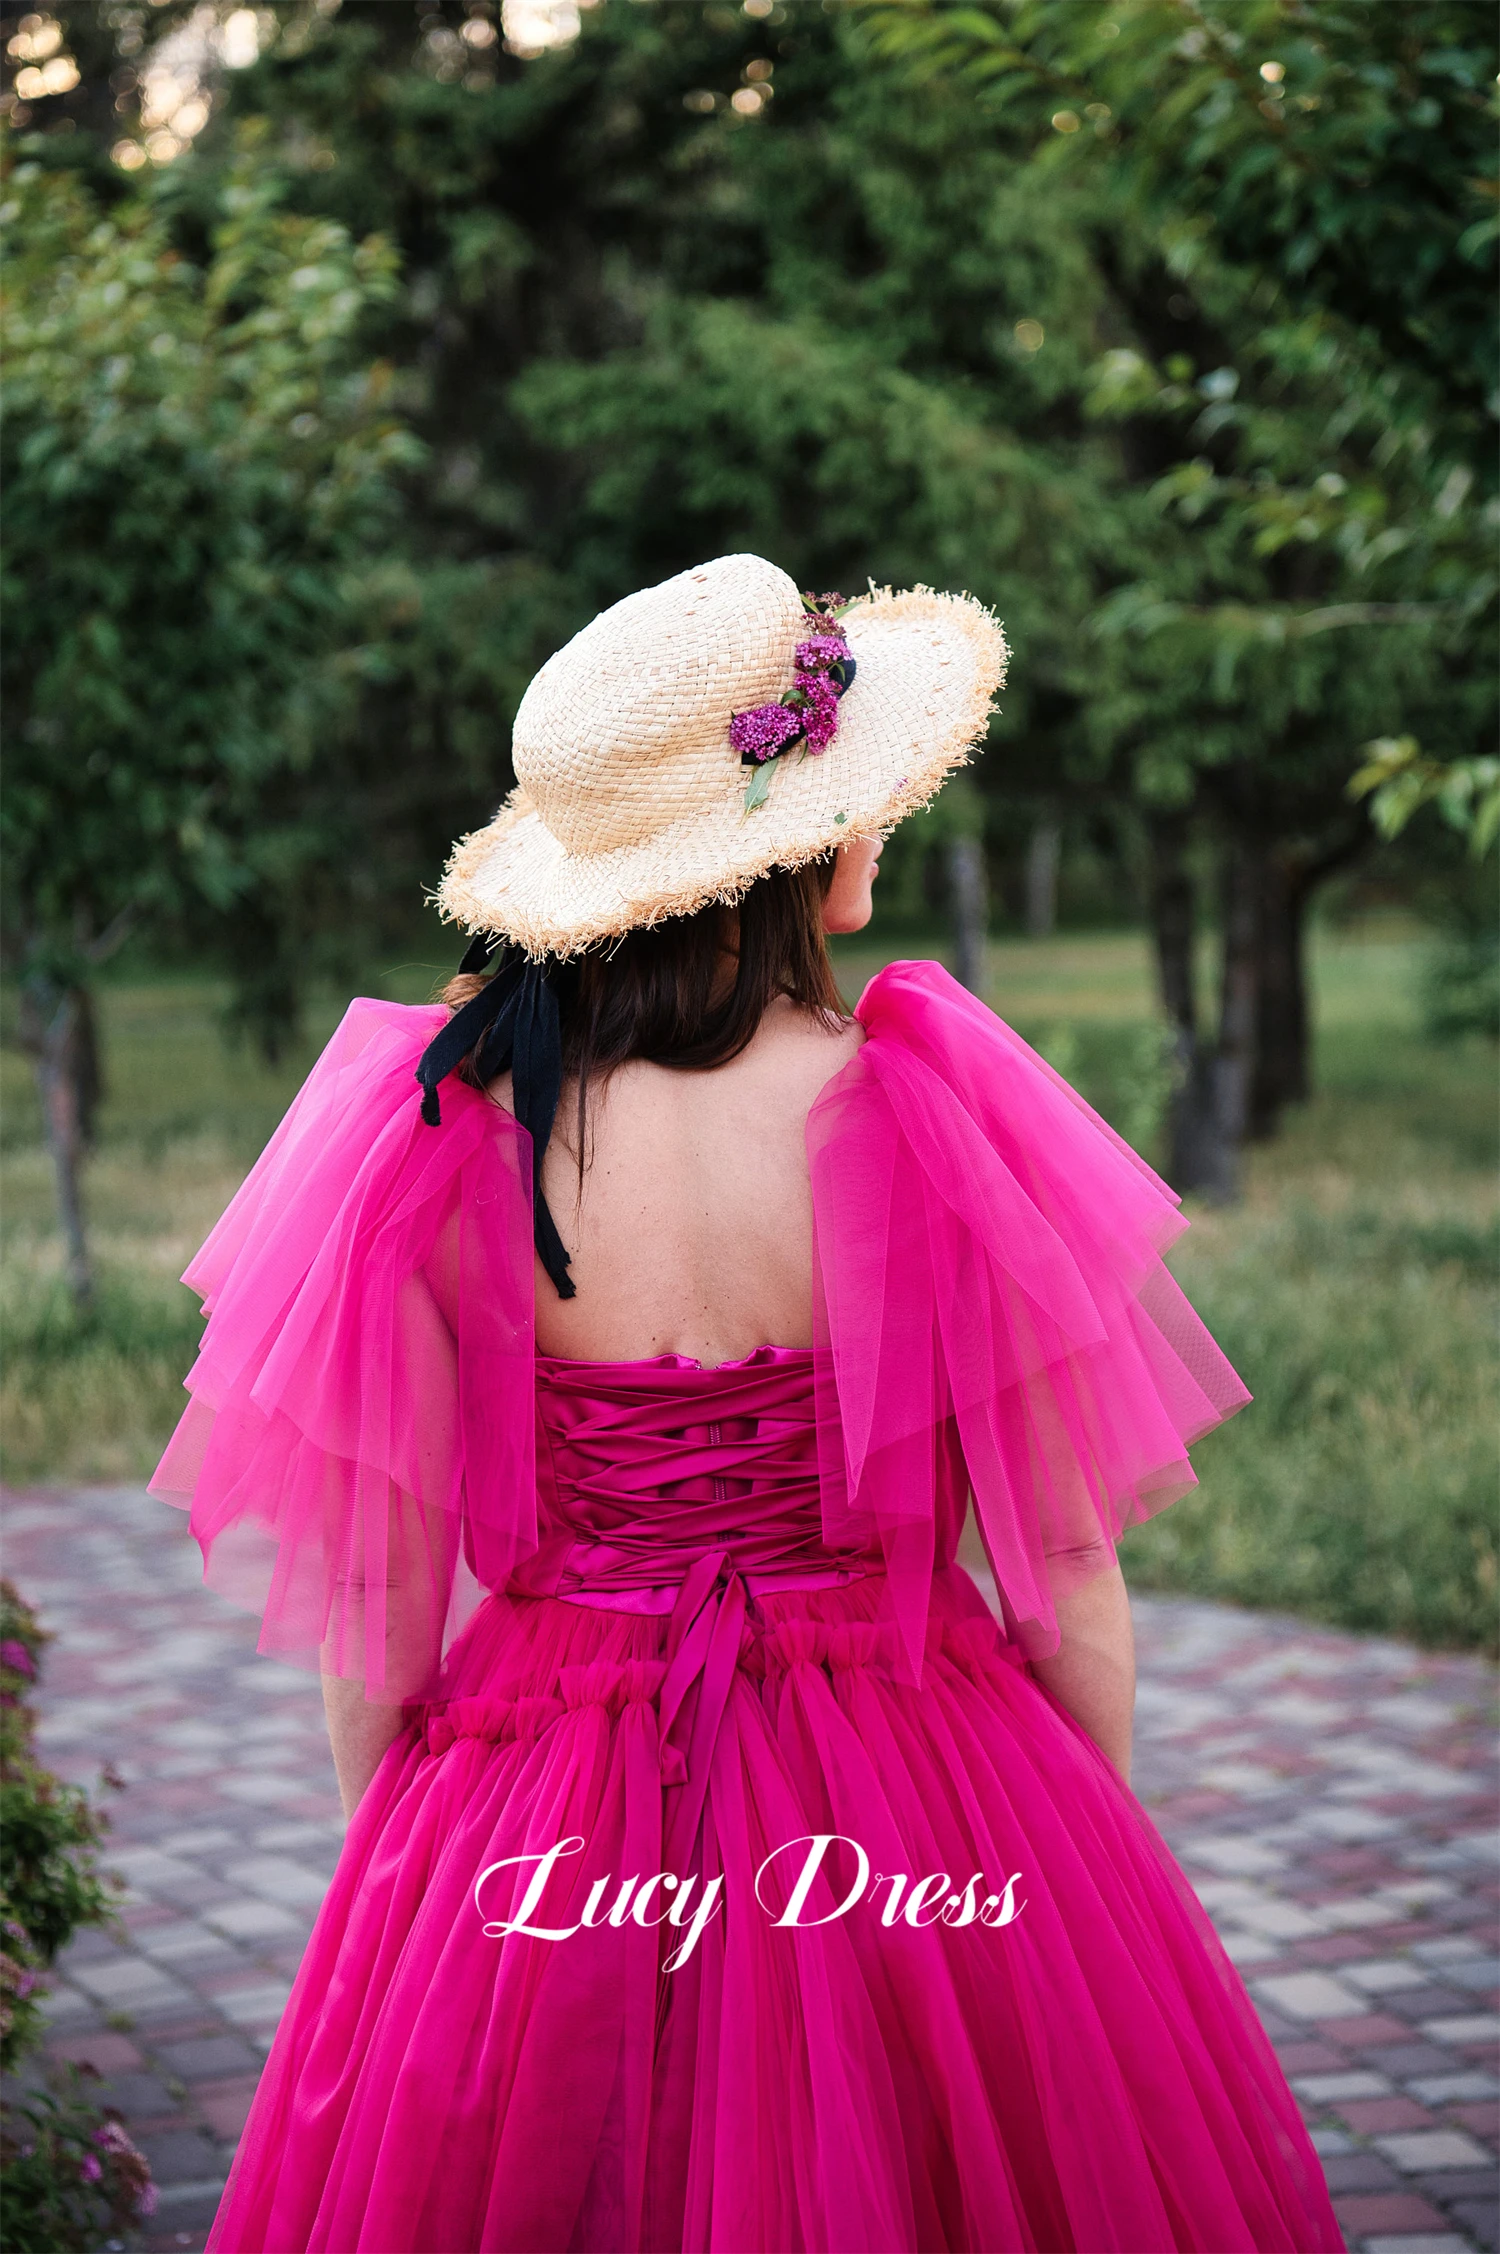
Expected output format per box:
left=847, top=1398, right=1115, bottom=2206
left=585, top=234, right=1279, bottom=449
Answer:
left=1, top=0, right=1494, bottom=1651
left=2, top=0, right=1495, bottom=1269
left=2, top=134, right=414, bottom=1296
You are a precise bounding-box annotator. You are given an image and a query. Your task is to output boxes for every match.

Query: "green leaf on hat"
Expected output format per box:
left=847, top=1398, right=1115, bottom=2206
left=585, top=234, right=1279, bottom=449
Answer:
left=743, top=762, right=773, bottom=813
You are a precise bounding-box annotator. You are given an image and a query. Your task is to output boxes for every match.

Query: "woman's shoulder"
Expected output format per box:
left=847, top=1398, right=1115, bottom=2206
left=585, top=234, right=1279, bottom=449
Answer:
left=849, top=955, right=975, bottom=1038
left=758, top=992, right=867, bottom=1070
left=827, top=954, right=1181, bottom=1202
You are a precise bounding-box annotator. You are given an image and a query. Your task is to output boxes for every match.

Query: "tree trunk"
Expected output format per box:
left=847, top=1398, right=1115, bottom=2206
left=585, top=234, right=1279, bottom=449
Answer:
left=1208, top=836, right=1261, bottom=1197
left=1151, top=805, right=1367, bottom=1192
left=947, top=834, right=988, bottom=996
left=1024, top=820, right=1060, bottom=938
left=1250, top=851, right=1311, bottom=1138
left=1149, top=818, right=1235, bottom=1198
left=18, top=977, right=101, bottom=1310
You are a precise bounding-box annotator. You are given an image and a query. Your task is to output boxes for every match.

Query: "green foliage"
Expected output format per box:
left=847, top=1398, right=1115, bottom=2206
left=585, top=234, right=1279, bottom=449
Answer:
left=11, top=0, right=1494, bottom=1009
left=0, top=1586, right=152, bottom=2249
left=1349, top=736, right=1500, bottom=857
left=1034, top=1016, right=1180, bottom=1158
left=1422, top=928, right=1500, bottom=1045
left=855, top=0, right=1499, bottom=837
left=0, top=1588, right=126, bottom=1984
left=0, top=1260, right=208, bottom=1485
left=0, top=2069, right=156, bottom=2253
left=860, top=0, right=1496, bottom=389
left=1123, top=1192, right=1499, bottom=1653
left=0, top=135, right=418, bottom=1038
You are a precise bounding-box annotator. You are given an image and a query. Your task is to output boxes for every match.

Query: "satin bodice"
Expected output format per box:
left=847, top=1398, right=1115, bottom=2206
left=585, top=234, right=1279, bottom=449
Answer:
left=507, top=1344, right=878, bottom=1615
left=503, top=1343, right=945, bottom=1873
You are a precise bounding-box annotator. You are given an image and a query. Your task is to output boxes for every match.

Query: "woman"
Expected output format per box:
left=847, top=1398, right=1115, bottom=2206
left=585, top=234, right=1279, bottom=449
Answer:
left=152, top=554, right=1343, bottom=2252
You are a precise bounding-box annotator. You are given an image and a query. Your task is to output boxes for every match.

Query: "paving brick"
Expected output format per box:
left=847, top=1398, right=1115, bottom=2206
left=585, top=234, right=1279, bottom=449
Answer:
left=155, top=2034, right=264, bottom=2081
left=137, top=2125, right=226, bottom=2179
left=1445, top=2104, right=1500, bottom=2141
left=92, top=2070, right=180, bottom=2115
left=1325, top=2013, right=1433, bottom=2049
left=1299, top=1934, right=1385, bottom=1965
left=1447, top=2201, right=1500, bottom=2251
left=1445, top=1962, right=1500, bottom=1994
left=207, top=1982, right=291, bottom=2027
left=1412, top=2172, right=1500, bottom=2203
left=1294, top=2071, right=1395, bottom=2103
left=1350, top=1961, right=1443, bottom=1995
left=130, top=2015, right=224, bottom=2044
left=44, top=2029, right=145, bottom=2073
left=1386, top=1987, right=1478, bottom=2020
left=1369, top=2046, right=1468, bottom=2081
left=1360, top=2232, right=1475, bottom=2252
left=1255, top=1971, right=1367, bottom=2019
left=1341, top=2099, right=1440, bottom=2135
left=1373, top=2130, right=1494, bottom=2171
left=1422, top=2017, right=1500, bottom=2046
left=1321, top=2152, right=1404, bottom=2192
left=140, top=2176, right=230, bottom=2235
left=202, top=1897, right=305, bottom=1940
left=1274, top=2039, right=1351, bottom=2072
left=191, top=2071, right=261, bottom=2140
left=1406, top=2076, right=1499, bottom=2107
left=1333, top=2193, right=1461, bottom=2235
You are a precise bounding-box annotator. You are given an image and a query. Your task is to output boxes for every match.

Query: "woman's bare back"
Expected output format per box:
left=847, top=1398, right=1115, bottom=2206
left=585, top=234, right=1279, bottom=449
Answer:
left=489, top=997, right=865, bottom=1366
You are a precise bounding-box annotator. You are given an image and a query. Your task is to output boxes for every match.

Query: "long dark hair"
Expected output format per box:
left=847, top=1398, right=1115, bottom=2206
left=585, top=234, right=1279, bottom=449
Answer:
left=439, top=855, right=846, bottom=1175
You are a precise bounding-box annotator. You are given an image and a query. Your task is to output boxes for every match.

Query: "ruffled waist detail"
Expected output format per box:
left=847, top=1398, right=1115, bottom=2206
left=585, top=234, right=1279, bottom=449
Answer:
left=414, top=1584, right=1015, bottom=1767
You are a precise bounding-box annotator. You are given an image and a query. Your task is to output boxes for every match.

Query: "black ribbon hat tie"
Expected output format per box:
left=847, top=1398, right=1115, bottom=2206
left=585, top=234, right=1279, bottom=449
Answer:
left=415, top=936, right=576, bottom=1299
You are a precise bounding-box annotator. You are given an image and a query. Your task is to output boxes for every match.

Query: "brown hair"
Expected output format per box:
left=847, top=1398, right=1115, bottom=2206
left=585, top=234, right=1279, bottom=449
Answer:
left=439, top=856, right=847, bottom=1175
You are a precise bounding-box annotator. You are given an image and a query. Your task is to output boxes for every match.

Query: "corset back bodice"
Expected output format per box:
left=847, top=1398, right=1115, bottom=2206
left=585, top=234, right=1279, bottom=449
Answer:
left=500, top=1344, right=898, bottom=1872
left=508, top=1345, right=874, bottom=1615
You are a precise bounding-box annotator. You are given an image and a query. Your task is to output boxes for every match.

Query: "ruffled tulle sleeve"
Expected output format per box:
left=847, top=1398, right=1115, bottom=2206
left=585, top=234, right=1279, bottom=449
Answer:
left=807, top=959, right=1249, bottom=1687
left=148, top=999, right=538, bottom=1704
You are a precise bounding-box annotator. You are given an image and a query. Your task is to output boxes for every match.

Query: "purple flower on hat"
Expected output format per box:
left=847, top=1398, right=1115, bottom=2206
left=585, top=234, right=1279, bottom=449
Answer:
left=0, top=1640, right=35, bottom=1679
left=734, top=591, right=856, bottom=810
left=800, top=673, right=841, bottom=754
left=794, top=634, right=847, bottom=672
left=729, top=703, right=804, bottom=764
left=80, top=2153, right=102, bottom=2183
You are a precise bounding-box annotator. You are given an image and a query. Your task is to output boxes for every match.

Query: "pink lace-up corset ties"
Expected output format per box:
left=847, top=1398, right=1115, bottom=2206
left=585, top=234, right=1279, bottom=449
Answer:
left=504, top=1345, right=873, bottom=1873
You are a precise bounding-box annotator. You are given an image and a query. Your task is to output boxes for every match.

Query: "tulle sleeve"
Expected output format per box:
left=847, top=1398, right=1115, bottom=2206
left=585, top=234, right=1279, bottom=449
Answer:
left=807, top=959, right=1250, bottom=1687
left=148, top=998, right=539, bottom=1705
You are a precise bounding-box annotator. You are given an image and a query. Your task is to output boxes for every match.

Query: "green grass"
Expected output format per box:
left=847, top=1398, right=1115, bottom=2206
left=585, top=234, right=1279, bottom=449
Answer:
left=2, top=924, right=1495, bottom=1653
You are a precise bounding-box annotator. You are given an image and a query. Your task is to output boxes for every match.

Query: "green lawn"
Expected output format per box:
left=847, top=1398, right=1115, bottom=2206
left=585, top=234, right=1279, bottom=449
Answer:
left=2, top=923, right=1494, bottom=1653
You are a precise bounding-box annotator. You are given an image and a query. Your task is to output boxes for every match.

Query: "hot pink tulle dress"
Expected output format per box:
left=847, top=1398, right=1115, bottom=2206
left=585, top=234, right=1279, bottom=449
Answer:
left=150, top=960, right=1343, bottom=2253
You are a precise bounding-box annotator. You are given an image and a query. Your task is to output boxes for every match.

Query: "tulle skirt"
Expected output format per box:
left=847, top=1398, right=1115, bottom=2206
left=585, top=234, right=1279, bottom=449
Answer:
left=204, top=1566, right=1341, bottom=2253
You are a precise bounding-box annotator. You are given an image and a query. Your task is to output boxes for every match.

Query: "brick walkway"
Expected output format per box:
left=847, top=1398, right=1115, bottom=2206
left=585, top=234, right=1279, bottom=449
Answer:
left=3, top=1482, right=1496, bottom=2254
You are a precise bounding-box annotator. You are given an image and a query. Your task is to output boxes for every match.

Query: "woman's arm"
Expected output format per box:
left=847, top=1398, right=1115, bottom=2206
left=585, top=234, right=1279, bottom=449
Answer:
left=321, top=1670, right=409, bottom=1823
left=320, top=1241, right=462, bottom=1825
left=320, top=1480, right=449, bottom=1823
left=1028, top=1563, right=1136, bottom=1786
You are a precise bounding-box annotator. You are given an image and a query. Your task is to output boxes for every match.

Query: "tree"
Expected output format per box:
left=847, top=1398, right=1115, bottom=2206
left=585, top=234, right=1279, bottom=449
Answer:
left=1, top=138, right=415, bottom=1297
left=10, top=0, right=1493, bottom=1204
left=856, top=0, right=1498, bottom=1186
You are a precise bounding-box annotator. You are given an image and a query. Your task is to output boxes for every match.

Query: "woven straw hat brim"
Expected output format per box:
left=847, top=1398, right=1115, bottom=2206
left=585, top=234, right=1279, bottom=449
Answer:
left=436, top=583, right=1007, bottom=959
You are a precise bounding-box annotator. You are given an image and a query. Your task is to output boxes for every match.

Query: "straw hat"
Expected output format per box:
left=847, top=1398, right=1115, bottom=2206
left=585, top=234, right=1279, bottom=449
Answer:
left=434, top=552, right=1007, bottom=958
